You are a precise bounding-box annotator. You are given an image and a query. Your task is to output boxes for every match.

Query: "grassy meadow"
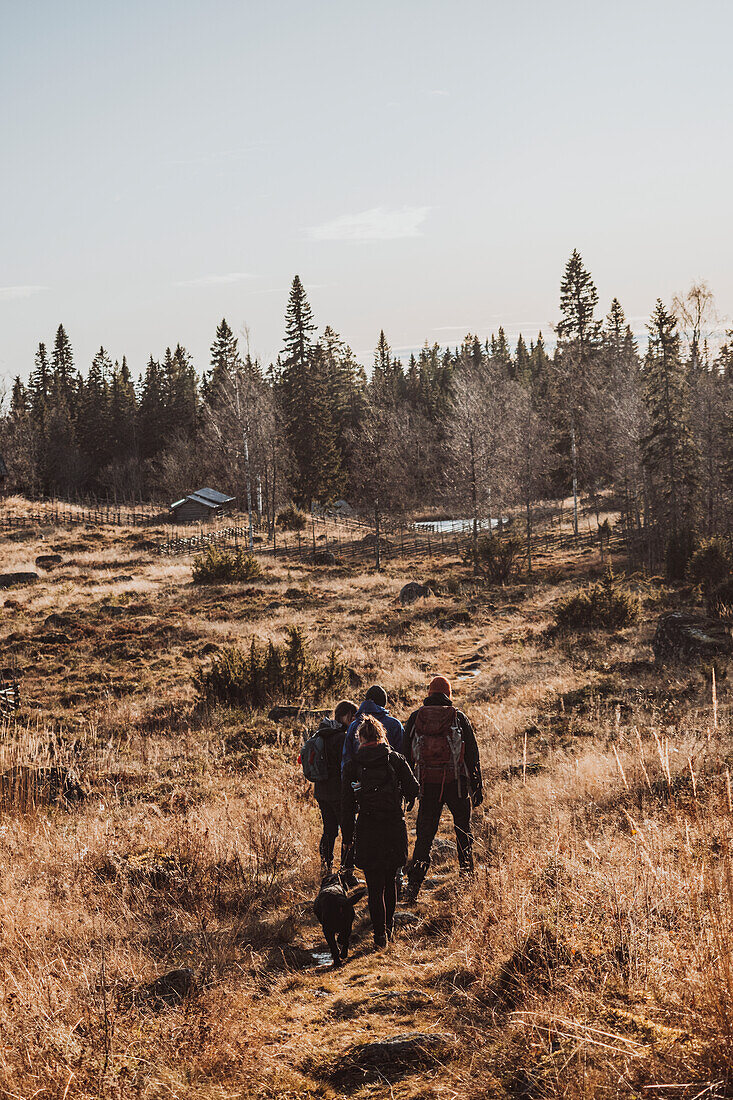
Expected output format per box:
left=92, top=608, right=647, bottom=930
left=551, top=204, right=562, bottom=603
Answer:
left=0, top=501, right=731, bottom=1098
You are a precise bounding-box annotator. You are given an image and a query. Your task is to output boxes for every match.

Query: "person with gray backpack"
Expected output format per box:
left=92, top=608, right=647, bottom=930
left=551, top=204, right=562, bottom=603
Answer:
left=300, top=700, right=357, bottom=877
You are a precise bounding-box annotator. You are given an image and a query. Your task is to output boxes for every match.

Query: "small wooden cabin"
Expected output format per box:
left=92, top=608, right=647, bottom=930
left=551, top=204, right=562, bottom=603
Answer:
left=170, top=488, right=236, bottom=524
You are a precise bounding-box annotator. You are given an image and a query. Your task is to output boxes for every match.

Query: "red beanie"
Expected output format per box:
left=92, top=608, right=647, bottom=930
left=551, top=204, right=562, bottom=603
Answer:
left=429, top=676, right=452, bottom=699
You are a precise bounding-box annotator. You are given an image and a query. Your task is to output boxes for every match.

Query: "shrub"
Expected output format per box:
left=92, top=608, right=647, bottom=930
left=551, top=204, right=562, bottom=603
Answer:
left=192, top=546, right=262, bottom=584
left=689, top=539, right=733, bottom=589
left=555, top=571, right=639, bottom=631
left=276, top=506, right=307, bottom=531
left=196, top=626, right=348, bottom=708
left=470, top=532, right=524, bottom=584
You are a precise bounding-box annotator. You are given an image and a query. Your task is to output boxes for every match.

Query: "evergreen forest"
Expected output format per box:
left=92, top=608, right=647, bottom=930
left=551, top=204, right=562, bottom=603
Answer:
left=3, top=253, right=732, bottom=577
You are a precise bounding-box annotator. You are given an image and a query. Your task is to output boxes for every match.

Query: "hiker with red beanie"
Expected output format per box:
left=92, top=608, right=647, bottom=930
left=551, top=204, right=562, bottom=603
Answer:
left=402, top=675, right=483, bottom=903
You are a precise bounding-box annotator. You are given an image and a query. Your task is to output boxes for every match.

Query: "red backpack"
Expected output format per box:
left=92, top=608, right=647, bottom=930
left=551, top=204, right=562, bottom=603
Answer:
left=411, top=706, right=465, bottom=790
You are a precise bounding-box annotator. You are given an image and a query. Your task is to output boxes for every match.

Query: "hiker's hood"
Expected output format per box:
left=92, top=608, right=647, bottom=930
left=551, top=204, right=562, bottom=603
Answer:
left=357, top=699, right=391, bottom=721
left=355, top=742, right=390, bottom=764
left=423, top=693, right=453, bottom=708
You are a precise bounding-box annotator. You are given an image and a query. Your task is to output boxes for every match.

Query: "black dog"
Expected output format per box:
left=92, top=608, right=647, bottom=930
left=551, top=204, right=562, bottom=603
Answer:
left=313, top=871, right=365, bottom=967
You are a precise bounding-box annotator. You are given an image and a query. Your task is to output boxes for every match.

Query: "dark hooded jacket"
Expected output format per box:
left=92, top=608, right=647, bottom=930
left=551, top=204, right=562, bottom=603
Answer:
left=342, top=743, right=419, bottom=871
left=404, top=692, right=483, bottom=799
left=341, top=699, right=404, bottom=772
left=313, top=718, right=347, bottom=803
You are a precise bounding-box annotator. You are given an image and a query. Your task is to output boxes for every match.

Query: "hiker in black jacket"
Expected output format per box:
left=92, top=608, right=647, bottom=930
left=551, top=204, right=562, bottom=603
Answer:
left=403, top=675, right=483, bottom=903
left=314, top=700, right=358, bottom=876
left=342, top=715, right=419, bottom=948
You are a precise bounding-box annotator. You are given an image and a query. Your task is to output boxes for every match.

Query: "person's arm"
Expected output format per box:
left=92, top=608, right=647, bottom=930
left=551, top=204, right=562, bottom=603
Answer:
left=341, top=762, right=357, bottom=848
left=394, top=753, right=420, bottom=808
left=459, top=712, right=483, bottom=804
left=341, top=725, right=355, bottom=774
left=402, top=712, right=417, bottom=770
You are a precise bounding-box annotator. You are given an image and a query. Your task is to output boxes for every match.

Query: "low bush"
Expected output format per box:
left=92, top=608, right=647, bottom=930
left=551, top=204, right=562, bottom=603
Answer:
left=470, top=532, right=524, bottom=584
left=689, top=538, right=732, bottom=588
left=555, top=571, right=639, bottom=631
left=196, top=626, right=348, bottom=708
left=276, top=505, right=307, bottom=531
left=192, top=546, right=262, bottom=584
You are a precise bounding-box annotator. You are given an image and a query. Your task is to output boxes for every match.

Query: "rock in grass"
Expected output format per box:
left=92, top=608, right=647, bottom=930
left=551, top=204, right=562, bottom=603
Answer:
left=35, top=554, right=62, bottom=570
left=313, top=550, right=338, bottom=565
left=328, top=1032, right=457, bottom=1083
left=0, top=572, right=39, bottom=589
left=144, top=968, right=195, bottom=1007
left=653, top=612, right=733, bottom=665
left=399, top=582, right=433, bottom=606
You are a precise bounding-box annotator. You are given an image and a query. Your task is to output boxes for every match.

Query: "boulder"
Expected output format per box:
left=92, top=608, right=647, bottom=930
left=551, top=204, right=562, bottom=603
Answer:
left=35, top=554, right=62, bottom=570
left=0, top=572, right=38, bottom=589
left=399, top=582, right=434, bottom=606
left=653, top=612, right=733, bottom=665
left=313, top=550, right=337, bottom=565
left=328, top=1032, right=457, bottom=1084
left=144, top=968, right=195, bottom=1007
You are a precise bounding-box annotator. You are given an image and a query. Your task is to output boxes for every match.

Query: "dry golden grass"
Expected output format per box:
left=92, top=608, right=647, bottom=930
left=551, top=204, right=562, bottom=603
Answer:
left=1, top=502, right=732, bottom=1097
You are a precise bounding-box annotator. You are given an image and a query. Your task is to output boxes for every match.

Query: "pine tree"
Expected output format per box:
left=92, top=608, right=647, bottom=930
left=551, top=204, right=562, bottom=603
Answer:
left=643, top=300, right=699, bottom=574
left=78, top=347, right=113, bottom=478
left=29, top=343, right=51, bottom=420
left=207, top=319, right=240, bottom=396
left=514, top=335, right=532, bottom=386
left=277, top=276, right=321, bottom=505
left=51, top=324, right=76, bottom=414
left=556, top=250, right=602, bottom=534
left=108, top=356, right=138, bottom=463
left=138, top=356, right=167, bottom=460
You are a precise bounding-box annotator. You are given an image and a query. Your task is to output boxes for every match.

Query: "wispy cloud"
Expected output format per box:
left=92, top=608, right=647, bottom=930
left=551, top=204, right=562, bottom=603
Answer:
left=174, top=272, right=254, bottom=288
left=306, top=206, right=432, bottom=242
left=0, top=285, right=48, bottom=301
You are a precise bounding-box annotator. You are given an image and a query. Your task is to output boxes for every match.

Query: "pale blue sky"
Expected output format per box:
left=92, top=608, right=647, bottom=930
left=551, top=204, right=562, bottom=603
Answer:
left=2, top=0, right=732, bottom=386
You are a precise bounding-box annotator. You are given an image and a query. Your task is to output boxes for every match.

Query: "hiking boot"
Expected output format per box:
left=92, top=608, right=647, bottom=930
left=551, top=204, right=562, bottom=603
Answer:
left=339, top=868, right=359, bottom=890
left=374, top=933, right=388, bottom=950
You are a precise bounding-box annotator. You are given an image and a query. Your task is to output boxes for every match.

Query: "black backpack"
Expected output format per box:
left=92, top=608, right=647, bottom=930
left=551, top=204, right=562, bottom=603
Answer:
left=356, top=754, right=402, bottom=819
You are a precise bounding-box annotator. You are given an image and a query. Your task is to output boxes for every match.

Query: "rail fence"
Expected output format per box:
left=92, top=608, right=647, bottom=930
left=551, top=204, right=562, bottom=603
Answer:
left=0, top=500, right=167, bottom=530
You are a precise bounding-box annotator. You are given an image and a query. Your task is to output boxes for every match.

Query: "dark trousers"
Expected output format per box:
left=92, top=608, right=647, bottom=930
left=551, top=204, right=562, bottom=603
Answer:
left=411, top=781, right=473, bottom=878
left=317, top=798, right=355, bottom=868
left=364, top=864, right=399, bottom=940
left=317, top=798, right=342, bottom=866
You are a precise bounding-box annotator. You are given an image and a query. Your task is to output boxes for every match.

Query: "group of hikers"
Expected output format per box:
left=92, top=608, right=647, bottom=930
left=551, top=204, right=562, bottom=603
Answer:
left=301, top=678, right=483, bottom=949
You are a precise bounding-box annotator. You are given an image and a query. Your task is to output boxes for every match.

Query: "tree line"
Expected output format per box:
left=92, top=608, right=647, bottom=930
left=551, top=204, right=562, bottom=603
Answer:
left=2, top=255, right=732, bottom=575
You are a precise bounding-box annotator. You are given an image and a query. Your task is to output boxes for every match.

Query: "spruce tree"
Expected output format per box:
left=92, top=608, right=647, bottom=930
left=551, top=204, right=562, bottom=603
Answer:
left=556, top=250, right=602, bottom=534
left=207, top=319, right=240, bottom=396
left=138, top=357, right=167, bottom=460
left=78, top=347, right=113, bottom=478
left=278, top=276, right=320, bottom=505
left=51, top=324, right=76, bottom=414
left=109, top=356, right=138, bottom=462
left=643, top=300, right=699, bottom=574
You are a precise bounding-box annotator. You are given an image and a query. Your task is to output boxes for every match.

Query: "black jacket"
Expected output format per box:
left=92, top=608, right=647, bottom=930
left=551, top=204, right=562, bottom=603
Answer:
left=342, top=744, right=419, bottom=871
left=404, top=693, right=483, bottom=799
left=314, top=719, right=347, bottom=803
